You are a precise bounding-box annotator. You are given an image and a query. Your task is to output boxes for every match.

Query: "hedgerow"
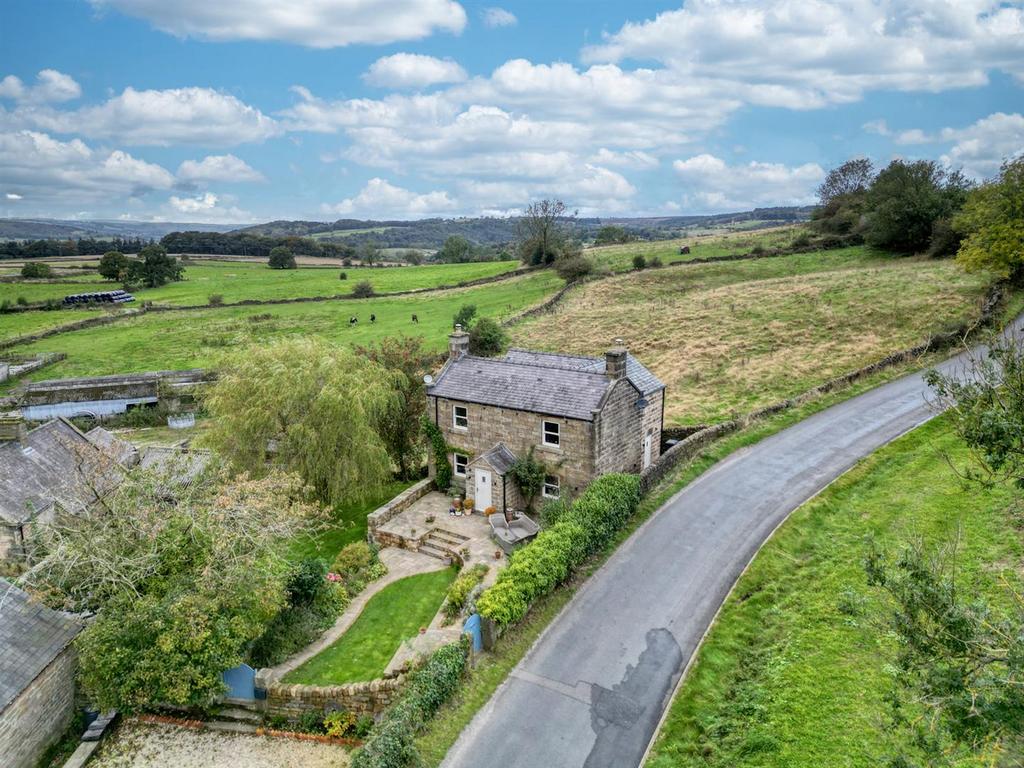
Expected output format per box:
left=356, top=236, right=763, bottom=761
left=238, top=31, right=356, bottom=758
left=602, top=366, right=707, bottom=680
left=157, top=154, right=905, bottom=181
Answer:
left=476, top=473, right=641, bottom=627
left=352, top=639, right=469, bottom=768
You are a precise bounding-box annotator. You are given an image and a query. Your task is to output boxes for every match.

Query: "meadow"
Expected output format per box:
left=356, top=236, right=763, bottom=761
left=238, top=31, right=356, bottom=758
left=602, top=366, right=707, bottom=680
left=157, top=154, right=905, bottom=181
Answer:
left=646, top=416, right=1021, bottom=767
left=511, top=247, right=992, bottom=424
left=7, top=270, right=563, bottom=381
left=0, top=259, right=520, bottom=306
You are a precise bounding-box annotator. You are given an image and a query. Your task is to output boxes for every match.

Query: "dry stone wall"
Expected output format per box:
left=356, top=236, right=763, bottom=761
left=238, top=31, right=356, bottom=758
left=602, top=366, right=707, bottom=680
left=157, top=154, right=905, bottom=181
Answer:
left=265, top=673, right=407, bottom=721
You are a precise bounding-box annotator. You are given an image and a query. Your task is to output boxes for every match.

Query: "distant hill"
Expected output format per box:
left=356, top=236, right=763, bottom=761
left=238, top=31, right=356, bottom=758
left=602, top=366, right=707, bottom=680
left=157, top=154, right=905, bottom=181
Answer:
left=233, top=207, right=813, bottom=249
left=0, top=218, right=237, bottom=240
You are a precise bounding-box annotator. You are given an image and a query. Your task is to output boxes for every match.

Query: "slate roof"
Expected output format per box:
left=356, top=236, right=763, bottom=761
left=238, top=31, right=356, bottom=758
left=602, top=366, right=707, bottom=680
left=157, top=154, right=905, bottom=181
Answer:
left=469, top=442, right=517, bottom=475
left=0, top=419, right=127, bottom=526
left=502, top=349, right=665, bottom=396
left=138, top=446, right=212, bottom=489
left=0, top=579, right=83, bottom=712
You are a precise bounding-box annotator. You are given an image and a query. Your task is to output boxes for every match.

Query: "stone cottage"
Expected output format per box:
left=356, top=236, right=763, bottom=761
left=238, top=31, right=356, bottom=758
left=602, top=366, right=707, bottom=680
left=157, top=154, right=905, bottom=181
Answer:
left=425, top=327, right=665, bottom=515
left=0, top=579, right=85, bottom=768
left=0, top=416, right=136, bottom=561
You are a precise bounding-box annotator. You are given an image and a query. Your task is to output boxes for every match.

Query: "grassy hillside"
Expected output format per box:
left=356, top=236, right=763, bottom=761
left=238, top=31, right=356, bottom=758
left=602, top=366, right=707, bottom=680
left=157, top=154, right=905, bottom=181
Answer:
left=647, top=416, right=1021, bottom=767
left=0, top=259, right=520, bottom=306
left=7, top=270, right=562, bottom=380
left=511, top=248, right=991, bottom=424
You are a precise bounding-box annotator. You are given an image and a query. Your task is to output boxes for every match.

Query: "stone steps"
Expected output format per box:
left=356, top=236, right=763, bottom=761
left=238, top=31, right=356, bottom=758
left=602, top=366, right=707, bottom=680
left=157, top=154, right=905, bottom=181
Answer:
left=427, top=531, right=465, bottom=548
left=213, top=706, right=263, bottom=725
left=418, top=541, right=453, bottom=562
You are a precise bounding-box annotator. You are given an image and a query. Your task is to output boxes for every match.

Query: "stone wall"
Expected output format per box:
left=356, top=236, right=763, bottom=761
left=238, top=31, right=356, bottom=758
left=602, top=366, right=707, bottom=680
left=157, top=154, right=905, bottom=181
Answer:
left=367, top=478, right=433, bottom=535
left=0, top=647, right=78, bottom=768
left=594, top=379, right=644, bottom=476
left=265, top=673, right=407, bottom=721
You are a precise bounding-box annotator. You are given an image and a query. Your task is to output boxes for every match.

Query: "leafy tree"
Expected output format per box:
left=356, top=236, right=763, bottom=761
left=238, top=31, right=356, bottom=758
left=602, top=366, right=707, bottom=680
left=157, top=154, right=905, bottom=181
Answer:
left=18, top=466, right=318, bottom=712
left=593, top=225, right=632, bottom=245
left=355, top=336, right=438, bottom=479
left=402, top=249, right=423, bottom=265
left=508, top=447, right=546, bottom=512
left=954, top=156, right=1024, bottom=279
left=865, top=537, right=1024, bottom=765
left=468, top=317, right=508, bottom=357
left=863, top=160, right=971, bottom=254
left=516, top=199, right=575, bottom=265
left=359, top=239, right=380, bottom=265
left=268, top=246, right=297, bottom=269
left=925, top=335, right=1024, bottom=489
left=97, top=250, right=129, bottom=281
left=126, top=244, right=183, bottom=288
left=437, top=236, right=475, bottom=264
left=818, top=158, right=874, bottom=206
left=202, top=337, right=401, bottom=506
left=352, top=280, right=374, bottom=298
left=20, top=261, right=52, bottom=278
left=553, top=254, right=594, bottom=282
left=452, top=304, right=477, bottom=330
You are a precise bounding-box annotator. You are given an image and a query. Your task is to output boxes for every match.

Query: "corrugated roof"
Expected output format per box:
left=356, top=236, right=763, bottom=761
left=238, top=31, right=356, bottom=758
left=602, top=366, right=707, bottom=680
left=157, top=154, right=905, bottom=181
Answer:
left=429, top=356, right=610, bottom=421
left=502, top=349, right=665, bottom=395
left=0, top=579, right=83, bottom=712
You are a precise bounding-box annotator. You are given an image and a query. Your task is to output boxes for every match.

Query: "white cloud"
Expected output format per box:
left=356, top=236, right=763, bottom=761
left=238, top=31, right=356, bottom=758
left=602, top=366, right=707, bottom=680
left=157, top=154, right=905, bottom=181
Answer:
left=15, top=86, right=278, bottom=146
left=177, top=153, right=265, bottom=183
left=589, top=147, right=659, bottom=170
left=672, top=153, right=825, bottom=212
left=5, top=192, right=23, bottom=200
left=323, top=177, right=457, bottom=218
left=938, top=112, right=1024, bottom=179
left=363, top=53, right=467, bottom=89
left=482, top=7, right=516, bottom=28
left=0, top=130, right=175, bottom=204
left=583, top=0, right=1024, bottom=109
left=166, top=191, right=254, bottom=222
left=89, top=0, right=467, bottom=48
left=0, top=69, right=81, bottom=103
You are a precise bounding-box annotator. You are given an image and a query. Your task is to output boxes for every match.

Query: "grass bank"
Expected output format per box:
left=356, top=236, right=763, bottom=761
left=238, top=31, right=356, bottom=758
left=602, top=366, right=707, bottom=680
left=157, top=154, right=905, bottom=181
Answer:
left=284, top=567, right=457, bottom=685
left=647, top=415, right=1021, bottom=767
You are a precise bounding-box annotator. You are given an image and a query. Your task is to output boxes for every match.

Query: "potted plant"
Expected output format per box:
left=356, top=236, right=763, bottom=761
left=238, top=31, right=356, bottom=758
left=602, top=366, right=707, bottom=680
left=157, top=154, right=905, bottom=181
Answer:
left=463, top=498, right=475, bottom=515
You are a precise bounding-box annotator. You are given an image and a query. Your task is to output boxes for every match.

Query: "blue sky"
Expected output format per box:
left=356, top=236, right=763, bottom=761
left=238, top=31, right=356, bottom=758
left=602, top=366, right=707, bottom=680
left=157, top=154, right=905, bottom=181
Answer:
left=0, top=0, right=1021, bottom=223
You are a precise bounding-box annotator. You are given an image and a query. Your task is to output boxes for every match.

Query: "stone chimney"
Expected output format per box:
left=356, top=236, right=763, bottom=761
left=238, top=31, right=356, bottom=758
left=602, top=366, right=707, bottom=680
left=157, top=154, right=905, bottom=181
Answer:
left=605, top=339, right=628, bottom=381
left=0, top=414, right=27, bottom=443
left=449, top=324, right=470, bottom=361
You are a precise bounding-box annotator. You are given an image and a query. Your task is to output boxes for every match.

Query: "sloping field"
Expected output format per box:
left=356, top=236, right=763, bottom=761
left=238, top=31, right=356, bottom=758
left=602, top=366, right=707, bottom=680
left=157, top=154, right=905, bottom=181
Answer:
left=8, top=270, right=562, bottom=381
left=510, top=251, right=991, bottom=424
left=0, top=259, right=520, bottom=306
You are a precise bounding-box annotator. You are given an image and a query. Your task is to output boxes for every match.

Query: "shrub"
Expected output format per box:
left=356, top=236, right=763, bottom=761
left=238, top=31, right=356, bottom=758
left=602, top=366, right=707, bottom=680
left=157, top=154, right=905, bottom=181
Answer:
left=476, top=474, right=641, bottom=627
left=332, top=541, right=374, bottom=575
left=249, top=581, right=347, bottom=668
left=287, top=558, right=328, bottom=606
left=422, top=417, right=452, bottom=491
left=443, top=563, right=489, bottom=621
left=297, top=709, right=326, bottom=734
left=21, top=261, right=52, bottom=278
left=632, top=254, right=646, bottom=270
left=648, top=256, right=663, bottom=268
left=553, top=254, right=594, bottom=282
left=0, top=300, right=12, bottom=313
left=268, top=246, right=297, bottom=269
left=16, top=295, right=28, bottom=306
left=339, top=271, right=348, bottom=280
left=791, top=230, right=813, bottom=248
left=452, top=304, right=477, bottom=330
left=208, top=293, right=224, bottom=306
left=324, top=710, right=358, bottom=738
left=539, top=497, right=569, bottom=528
left=352, top=280, right=374, bottom=298
left=508, top=447, right=545, bottom=511
left=354, top=714, right=374, bottom=739
left=352, top=640, right=469, bottom=768
left=468, top=317, right=507, bottom=357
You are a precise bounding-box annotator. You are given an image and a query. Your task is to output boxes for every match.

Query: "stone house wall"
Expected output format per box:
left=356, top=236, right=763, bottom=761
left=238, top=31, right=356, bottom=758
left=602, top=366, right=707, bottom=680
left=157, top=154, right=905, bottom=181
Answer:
left=640, top=390, right=665, bottom=467
left=594, top=379, right=644, bottom=476
left=0, top=647, right=78, bottom=768
left=428, top=395, right=595, bottom=509
left=266, top=674, right=406, bottom=721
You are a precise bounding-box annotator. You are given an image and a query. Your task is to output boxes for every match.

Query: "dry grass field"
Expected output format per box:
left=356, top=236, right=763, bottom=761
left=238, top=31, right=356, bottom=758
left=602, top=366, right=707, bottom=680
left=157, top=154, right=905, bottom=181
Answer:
left=511, top=250, right=992, bottom=424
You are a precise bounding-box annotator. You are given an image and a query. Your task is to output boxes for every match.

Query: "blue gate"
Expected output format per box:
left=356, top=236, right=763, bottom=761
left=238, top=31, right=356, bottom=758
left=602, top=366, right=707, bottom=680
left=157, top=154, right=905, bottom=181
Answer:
left=222, top=663, right=256, bottom=700
left=463, top=614, right=483, bottom=652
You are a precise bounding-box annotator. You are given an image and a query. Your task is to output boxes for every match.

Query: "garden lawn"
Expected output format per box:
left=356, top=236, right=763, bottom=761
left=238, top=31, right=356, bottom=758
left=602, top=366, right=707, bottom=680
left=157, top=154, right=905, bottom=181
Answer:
left=511, top=249, right=992, bottom=424
left=647, top=416, right=1022, bottom=768
left=0, top=259, right=520, bottom=306
left=288, top=479, right=414, bottom=564
left=6, top=270, right=561, bottom=381
left=283, top=567, right=457, bottom=685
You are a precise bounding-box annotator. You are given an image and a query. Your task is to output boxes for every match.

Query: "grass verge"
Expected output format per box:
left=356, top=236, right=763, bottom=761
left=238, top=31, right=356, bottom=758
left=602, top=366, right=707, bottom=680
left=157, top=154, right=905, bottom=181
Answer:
left=284, top=567, right=457, bottom=685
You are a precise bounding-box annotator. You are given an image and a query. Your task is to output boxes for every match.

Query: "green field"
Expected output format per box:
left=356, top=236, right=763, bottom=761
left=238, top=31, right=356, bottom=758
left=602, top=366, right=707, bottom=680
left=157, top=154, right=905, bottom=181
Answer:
left=0, top=307, right=132, bottom=343
left=7, top=270, right=562, bottom=381
left=647, top=416, right=1021, bottom=767
left=0, top=259, right=520, bottom=307
left=284, top=567, right=457, bottom=685
left=512, top=247, right=992, bottom=423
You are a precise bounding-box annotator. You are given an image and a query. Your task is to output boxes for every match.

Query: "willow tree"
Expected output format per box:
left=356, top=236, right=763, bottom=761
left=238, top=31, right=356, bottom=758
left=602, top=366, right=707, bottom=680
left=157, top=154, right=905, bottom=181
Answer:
left=203, top=337, right=402, bottom=506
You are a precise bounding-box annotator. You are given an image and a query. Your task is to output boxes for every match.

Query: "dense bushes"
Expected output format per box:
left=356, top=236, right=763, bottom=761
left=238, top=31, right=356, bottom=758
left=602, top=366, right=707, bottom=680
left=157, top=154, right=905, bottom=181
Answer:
left=476, top=474, right=641, bottom=627
left=332, top=541, right=388, bottom=594
left=352, top=639, right=469, bottom=768
left=442, top=563, right=488, bottom=622
left=21, top=261, right=52, bottom=278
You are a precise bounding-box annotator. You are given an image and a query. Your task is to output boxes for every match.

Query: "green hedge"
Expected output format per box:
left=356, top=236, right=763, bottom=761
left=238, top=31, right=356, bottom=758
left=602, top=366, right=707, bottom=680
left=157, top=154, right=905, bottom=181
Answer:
left=476, top=473, right=641, bottom=626
left=352, top=639, right=469, bottom=768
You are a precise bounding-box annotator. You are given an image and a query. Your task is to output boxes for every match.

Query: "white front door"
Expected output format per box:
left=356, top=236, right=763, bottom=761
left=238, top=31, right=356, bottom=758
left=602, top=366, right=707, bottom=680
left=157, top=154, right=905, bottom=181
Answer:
left=642, top=433, right=653, bottom=470
left=475, top=469, right=492, bottom=511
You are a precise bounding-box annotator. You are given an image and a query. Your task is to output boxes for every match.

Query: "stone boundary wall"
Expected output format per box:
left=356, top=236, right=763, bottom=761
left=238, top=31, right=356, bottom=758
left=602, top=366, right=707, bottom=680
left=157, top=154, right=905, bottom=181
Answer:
left=0, top=309, right=145, bottom=352
left=367, top=478, right=433, bottom=535
left=639, top=282, right=1006, bottom=494
left=265, top=672, right=407, bottom=720
left=501, top=280, right=577, bottom=327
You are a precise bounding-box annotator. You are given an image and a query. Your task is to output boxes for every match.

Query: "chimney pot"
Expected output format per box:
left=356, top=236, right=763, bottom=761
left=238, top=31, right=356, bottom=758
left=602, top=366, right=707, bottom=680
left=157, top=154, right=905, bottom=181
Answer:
left=605, top=345, right=627, bottom=381
left=0, top=414, right=27, bottom=443
left=449, top=325, right=470, bottom=361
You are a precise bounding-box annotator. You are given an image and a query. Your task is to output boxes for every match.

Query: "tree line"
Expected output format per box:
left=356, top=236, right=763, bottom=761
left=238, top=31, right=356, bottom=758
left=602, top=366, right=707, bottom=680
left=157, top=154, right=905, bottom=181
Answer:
left=0, top=236, right=154, bottom=259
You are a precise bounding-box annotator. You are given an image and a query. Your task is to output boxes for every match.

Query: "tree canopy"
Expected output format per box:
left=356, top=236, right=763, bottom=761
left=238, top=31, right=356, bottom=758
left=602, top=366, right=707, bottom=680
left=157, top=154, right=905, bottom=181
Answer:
left=98, top=250, right=129, bottom=281
left=268, top=245, right=297, bottom=269
left=954, top=156, right=1024, bottom=279
left=126, top=244, right=183, bottom=288
left=516, top=199, right=576, bottom=265
left=202, top=337, right=402, bottom=506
